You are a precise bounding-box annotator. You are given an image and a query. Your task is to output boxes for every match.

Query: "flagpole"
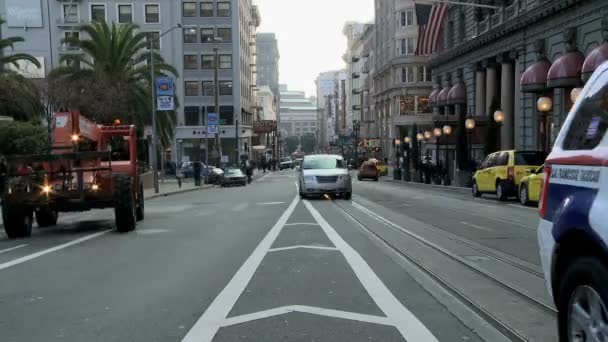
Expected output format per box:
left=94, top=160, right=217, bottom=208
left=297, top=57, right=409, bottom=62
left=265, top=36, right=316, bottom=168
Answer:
left=419, top=0, right=501, bottom=10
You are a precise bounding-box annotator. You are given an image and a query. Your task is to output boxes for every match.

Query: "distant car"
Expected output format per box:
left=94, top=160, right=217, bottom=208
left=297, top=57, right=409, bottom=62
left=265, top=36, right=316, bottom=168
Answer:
left=537, top=63, right=608, bottom=341
left=472, top=150, right=546, bottom=201
left=298, top=154, right=352, bottom=199
left=204, top=166, right=224, bottom=184
left=518, top=165, right=544, bottom=206
left=179, top=162, right=208, bottom=179
left=279, top=157, right=294, bottom=170
left=294, top=158, right=304, bottom=169
left=358, top=161, right=379, bottom=181
left=221, top=168, right=247, bottom=187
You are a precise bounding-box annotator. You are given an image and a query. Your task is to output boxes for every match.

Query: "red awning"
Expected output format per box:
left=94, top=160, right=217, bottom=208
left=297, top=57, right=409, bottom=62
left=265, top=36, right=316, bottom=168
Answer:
left=447, top=83, right=466, bottom=105
left=429, top=88, right=440, bottom=106
left=547, top=51, right=584, bottom=88
left=437, top=87, right=450, bottom=105
left=520, top=59, right=551, bottom=93
left=582, top=42, right=608, bottom=83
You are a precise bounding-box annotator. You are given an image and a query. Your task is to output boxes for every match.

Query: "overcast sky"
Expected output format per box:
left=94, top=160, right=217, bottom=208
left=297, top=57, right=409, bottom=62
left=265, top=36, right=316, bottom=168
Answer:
left=255, top=0, right=374, bottom=97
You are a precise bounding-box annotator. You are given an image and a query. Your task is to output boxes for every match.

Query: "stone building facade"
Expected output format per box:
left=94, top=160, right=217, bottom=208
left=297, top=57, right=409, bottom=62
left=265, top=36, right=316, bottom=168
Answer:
left=373, top=0, right=433, bottom=160
left=430, top=0, right=608, bottom=182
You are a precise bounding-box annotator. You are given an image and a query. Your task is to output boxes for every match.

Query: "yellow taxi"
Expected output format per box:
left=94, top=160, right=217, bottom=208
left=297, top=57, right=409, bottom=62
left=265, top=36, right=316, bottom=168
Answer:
left=366, top=158, right=389, bottom=176
left=472, top=150, right=546, bottom=201
left=518, top=165, right=545, bottom=206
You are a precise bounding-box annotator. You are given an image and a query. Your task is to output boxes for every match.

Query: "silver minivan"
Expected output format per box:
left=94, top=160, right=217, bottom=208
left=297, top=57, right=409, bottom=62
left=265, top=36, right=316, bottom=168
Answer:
left=298, top=154, right=352, bottom=199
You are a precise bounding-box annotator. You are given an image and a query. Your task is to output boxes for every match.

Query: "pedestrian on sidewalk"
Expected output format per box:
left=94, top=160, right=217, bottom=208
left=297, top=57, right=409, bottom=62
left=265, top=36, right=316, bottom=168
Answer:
left=176, top=168, right=183, bottom=188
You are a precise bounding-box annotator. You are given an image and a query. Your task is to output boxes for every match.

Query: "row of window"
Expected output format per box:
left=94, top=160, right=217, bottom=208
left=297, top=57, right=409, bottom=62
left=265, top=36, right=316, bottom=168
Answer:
left=184, top=106, right=235, bottom=126
left=184, top=54, right=232, bottom=70
left=185, top=80, right=233, bottom=96
left=183, top=27, right=231, bottom=43
left=182, top=2, right=231, bottom=18
left=399, top=66, right=432, bottom=83
left=62, top=3, right=160, bottom=24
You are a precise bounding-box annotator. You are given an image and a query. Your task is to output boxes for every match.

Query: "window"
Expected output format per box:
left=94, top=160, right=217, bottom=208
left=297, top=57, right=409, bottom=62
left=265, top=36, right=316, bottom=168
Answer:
left=497, top=152, right=510, bottom=166
left=144, top=4, right=160, bottom=23
left=201, top=55, right=215, bottom=69
left=220, top=106, right=234, bottom=125
left=184, top=55, right=198, bottom=70
left=185, top=81, right=199, bottom=96
left=145, top=32, right=160, bottom=50
left=182, top=2, right=196, bottom=17
left=217, top=2, right=231, bottom=17
left=400, top=10, right=414, bottom=27
left=90, top=4, right=106, bottom=22
left=401, top=67, right=415, bottom=83
left=200, top=2, right=214, bottom=16
left=219, top=55, right=232, bottom=69
left=417, top=66, right=424, bottom=83
left=183, top=28, right=197, bottom=43
left=399, top=38, right=416, bottom=55
left=563, top=74, right=608, bottom=150
left=217, top=28, right=231, bottom=43
left=117, top=4, right=133, bottom=23
left=185, top=107, right=200, bottom=126
left=425, top=67, right=432, bottom=82
left=64, top=32, right=80, bottom=50
left=63, top=4, right=79, bottom=23
left=201, top=28, right=214, bottom=43
left=202, top=81, right=215, bottom=96
left=219, top=81, right=233, bottom=95
left=400, top=95, right=415, bottom=115
left=514, top=151, right=546, bottom=165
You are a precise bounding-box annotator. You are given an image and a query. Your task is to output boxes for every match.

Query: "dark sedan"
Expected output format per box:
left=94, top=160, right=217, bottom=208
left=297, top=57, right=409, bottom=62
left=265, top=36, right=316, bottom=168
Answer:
left=221, top=168, right=247, bottom=187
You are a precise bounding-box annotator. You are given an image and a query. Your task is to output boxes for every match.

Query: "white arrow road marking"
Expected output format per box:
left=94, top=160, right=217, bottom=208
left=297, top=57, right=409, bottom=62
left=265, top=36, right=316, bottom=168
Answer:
left=283, top=222, right=319, bottom=226
left=268, top=245, right=338, bottom=253
left=221, top=305, right=392, bottom=327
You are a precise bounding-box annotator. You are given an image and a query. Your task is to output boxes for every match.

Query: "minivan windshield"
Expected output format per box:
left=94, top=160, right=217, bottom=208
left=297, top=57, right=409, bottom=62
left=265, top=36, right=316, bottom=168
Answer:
left=302, top=157, right=345, bottom=169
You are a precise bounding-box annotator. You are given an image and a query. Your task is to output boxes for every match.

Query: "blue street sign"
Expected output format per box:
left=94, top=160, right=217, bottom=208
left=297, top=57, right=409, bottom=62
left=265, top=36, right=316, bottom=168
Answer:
left=207, top=112, right=219, bottom=134
left=156, top=77, right=174, bottom=96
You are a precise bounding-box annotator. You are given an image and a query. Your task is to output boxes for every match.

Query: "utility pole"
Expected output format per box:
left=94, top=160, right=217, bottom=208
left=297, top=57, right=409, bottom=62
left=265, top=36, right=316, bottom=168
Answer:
left=212, top=41, right=222, bottom=166
left=235, top=116, right=239, bottom=164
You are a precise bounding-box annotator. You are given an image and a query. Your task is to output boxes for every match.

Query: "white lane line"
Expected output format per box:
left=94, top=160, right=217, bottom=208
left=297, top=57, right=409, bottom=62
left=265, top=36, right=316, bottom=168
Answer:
left=221, top=305, right=392, bottom=327
left=508, top=204, right=538, bottom=211
left=303, top=201, right=438, bottom=342
left=268, top=245, right=338, bottom=252
left=181, top=196, right=300, bottom=342
left=460, top=221, right=494, bottom=232
left=0, top=230, right=112, bottom=271
left=284, top=222, right=319, bottom=226
left=0, top=244, right=28, bottom=255
left=232, top=203, right=250, bottom=212
left=257, top=202, right=285, bottom=206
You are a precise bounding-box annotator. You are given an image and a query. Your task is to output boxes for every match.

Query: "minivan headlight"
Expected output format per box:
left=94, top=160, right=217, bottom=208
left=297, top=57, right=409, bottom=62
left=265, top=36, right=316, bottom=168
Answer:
left=304, top=175, right=316, bottom=183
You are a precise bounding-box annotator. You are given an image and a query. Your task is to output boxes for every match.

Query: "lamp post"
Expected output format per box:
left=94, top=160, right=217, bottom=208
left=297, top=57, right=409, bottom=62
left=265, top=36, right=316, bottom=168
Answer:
left=150, top=24, right=182, bottom=194
left=394, top=138, right=401, bottom=180
left=442, top=125, right=452, bottom=185
left=465, top=118, right=476, bottom=168
left=416, top=132, right=424, bottom=165
left=494, top=109, right=505, bottom=151
left=424, top=130, right=432, bottom=164
left=537, top=96, right=552, bottom=152
left=404, top=136, right=412, bottom=181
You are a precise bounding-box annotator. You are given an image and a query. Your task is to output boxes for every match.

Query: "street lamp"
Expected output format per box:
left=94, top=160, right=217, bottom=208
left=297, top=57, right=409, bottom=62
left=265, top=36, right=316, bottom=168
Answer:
left=424, top=130, right=432, bottom=140
left=537, top=96, right=553, bottom=152
left=150, top=24, right=182, bottom=194
left=433, top=128, right=442, bottom=172
left=493, top=110, right=505, bottom=124
left=465, top=118, right=476, bottom=166
left=404, top=136, right=412, bottom=144
left=571, top=88, right=582, bottom=103
left=442, top=125, right=452, bottom=185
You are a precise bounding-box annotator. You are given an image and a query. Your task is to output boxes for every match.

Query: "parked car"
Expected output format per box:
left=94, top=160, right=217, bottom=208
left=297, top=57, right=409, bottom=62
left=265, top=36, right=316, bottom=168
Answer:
left=204, top=166, right=224, bottom=184
left=537, top=62, right=608, bottom=341
left=358, top=161, right=379, bottom=181
left=298, top=154, right=352, bottom=199
left=279, top=157, right=294, bottom=170
left=472, top=150, right=546, bottom=200
left=518, top=165, right=544, bottom=206
left=221, top=168, right=247, bottom=187
left=179, top=162, right=206, bottom=179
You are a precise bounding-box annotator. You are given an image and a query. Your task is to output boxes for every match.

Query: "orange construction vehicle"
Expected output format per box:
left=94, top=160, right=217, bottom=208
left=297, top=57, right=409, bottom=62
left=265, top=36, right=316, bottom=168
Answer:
left=0, top=110, right=144, bottom=238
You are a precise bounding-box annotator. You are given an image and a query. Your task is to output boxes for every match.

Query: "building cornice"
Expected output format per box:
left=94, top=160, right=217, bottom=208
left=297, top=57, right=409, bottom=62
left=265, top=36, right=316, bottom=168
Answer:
left=430, top=0, right=589, bottom=67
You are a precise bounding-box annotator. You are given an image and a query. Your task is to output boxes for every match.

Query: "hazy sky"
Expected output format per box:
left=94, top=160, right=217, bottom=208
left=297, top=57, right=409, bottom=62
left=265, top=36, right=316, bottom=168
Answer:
left=255, top=0, right=374, bottom=97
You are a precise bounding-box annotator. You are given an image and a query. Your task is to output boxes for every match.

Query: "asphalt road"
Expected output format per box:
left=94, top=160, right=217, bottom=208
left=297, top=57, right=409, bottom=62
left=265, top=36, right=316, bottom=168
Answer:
left=0, top=170, right=554, bottom=341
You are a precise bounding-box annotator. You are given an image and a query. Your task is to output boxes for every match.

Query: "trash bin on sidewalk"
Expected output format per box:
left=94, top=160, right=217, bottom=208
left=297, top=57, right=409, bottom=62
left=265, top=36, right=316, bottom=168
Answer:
left=193, top=162, right=202, bottom=186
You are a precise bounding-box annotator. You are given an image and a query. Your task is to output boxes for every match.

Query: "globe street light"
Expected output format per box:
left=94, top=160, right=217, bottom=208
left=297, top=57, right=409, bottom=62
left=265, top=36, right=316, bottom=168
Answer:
left=404, top=136, right=412, bottom=144
left=424, top=130, right=432, bottom=140
left=494, top=110, right=505, bottom=124
left=537, top=96, right=553, bottom=152
left=571, top=88, right=582, bottom=103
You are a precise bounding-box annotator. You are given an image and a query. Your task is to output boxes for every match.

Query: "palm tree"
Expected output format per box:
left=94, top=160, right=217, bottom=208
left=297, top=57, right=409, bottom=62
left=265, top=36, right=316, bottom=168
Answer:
left=0, top=17, right=41, bottom=71
left=49, top=21, right=179, bottom=146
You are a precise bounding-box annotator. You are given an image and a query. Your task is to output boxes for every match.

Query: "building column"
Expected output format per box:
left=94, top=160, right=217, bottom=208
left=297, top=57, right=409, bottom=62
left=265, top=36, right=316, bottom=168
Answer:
left=501, top=61, right=514, bottom=149
left=485, top=64, right=497, bottom=116
left=513, top=58, right=524, bottom=149
left=475, top=68, right=486, bottom=116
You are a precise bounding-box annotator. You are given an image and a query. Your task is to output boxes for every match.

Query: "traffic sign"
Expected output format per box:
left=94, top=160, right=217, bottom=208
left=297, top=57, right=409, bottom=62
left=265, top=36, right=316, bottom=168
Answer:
left=207, top=112, right=219, bottom=134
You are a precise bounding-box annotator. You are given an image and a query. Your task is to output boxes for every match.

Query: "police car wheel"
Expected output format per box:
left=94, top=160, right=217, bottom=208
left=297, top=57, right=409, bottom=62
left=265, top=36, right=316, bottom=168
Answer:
left=557, top=257, right=608, bottom=342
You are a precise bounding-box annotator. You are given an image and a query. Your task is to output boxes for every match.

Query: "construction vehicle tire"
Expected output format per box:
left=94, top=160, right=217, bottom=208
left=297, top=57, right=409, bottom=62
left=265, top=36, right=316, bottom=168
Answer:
left=136, top=183, right=144, bottom=222
left=113, top=175, right=136, bottom=233
left=35, top=208, right=58, bottom=227
left=2, top=203, right=33, bottom=239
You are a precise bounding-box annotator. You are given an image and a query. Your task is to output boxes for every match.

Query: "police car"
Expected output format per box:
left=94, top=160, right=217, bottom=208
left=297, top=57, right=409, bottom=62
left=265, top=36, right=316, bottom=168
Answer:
left=538, top=62, right=608, bottom=341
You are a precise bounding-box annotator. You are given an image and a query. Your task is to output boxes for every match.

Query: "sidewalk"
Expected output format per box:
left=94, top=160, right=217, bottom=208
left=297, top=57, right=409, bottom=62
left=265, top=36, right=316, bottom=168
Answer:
left=384, top=166, right=471, bottom=194
left=144, top=179, right=212, bottom=200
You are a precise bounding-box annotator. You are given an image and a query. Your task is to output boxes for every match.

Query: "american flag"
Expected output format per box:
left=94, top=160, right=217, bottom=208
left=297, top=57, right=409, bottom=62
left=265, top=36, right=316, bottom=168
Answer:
left=415, top=3, right=449, bottom=55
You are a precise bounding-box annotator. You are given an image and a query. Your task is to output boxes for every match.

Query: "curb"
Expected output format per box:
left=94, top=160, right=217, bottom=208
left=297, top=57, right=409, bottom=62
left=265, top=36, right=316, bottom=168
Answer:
left=384, top=179, right=471, bottom=194
left=145, top=184, right=213, bottom=200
